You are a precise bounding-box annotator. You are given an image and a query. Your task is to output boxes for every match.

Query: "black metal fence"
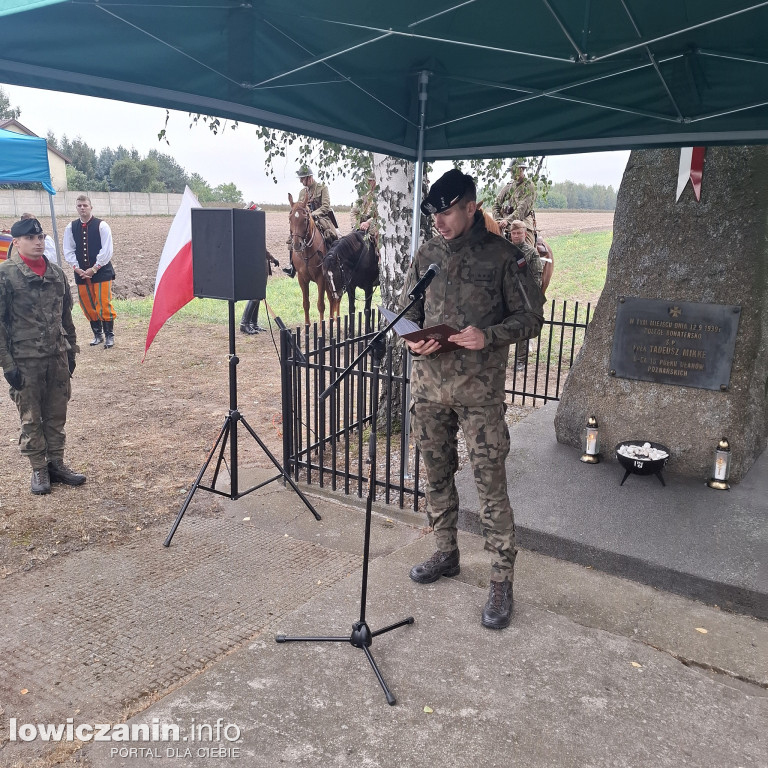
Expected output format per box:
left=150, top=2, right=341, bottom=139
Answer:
left=280, top=300, right=592, bottom=509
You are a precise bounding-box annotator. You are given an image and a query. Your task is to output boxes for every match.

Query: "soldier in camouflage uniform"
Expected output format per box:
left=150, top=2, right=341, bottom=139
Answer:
left=508, top=219, right=543, bottom=371
left=401, top=169, right=544, bottom=629
left=493, top=161, right=537, bottom=246
left=283, top=165, right=338, bottom=278
left=0, top=218, right=86, bottom=495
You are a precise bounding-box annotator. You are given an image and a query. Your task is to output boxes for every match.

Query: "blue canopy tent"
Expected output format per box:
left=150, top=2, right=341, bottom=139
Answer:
left=0, top=127, right=60, bottom=263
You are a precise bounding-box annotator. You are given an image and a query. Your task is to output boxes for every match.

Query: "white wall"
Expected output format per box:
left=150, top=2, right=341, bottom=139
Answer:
left=0, top=190, right=184, bottom=217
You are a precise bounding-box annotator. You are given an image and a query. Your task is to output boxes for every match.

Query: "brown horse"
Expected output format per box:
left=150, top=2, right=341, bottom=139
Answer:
left=288, top=193, right=337, bottom=325
left=477, top=201, right=502, bottom=236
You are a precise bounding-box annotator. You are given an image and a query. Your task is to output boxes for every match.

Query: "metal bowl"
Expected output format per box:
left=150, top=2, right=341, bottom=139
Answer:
left=615, top=441, right=670, bottom=476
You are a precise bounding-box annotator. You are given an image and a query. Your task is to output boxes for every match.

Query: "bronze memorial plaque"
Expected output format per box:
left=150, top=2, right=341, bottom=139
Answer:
left=610, top=297, right=741, bottom=390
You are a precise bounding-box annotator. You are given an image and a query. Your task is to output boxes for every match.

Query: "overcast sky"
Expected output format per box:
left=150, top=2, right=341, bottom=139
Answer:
left=3, top=83, right=630, bottom=204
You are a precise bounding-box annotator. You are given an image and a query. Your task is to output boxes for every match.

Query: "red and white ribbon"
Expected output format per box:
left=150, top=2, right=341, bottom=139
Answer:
left=676, top=147, right=706, bottom=202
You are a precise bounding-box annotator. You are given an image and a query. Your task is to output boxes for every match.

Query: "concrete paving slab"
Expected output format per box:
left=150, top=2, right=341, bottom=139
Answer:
left=390, top=532, right=768, bottom=688
left=456, top=404, right=768, bottom=618
left=226, top=470, right=422, bottom=559
left=84, top=536, right=768, bottom=768
left=3, top=469, right=765, bottom=767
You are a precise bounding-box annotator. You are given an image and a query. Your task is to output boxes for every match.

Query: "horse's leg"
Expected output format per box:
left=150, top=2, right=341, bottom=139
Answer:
left=326, top=286, right=340, bottom=323
left=316, top=275, right=325, bottom=324
left=299, top=275, right=311, bottom=326
left=364, top=288, right=373, bottom=334
left=330, top=296, right=340, bottom=324
left=347, top=287, right=356, bottom=335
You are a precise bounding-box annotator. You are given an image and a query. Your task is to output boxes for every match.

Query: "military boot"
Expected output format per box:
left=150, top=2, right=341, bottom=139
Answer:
left=409, top=549, right=460, bottom=584
left=103, top=320, right=115, bottom=349
left=251, top=301, right=266, bottom=333
left=47, top=459, right=86, bottom=486
left=282, top=263, right=296, bottom=278
left=31, top=467, right=52, bottom=495
left=481, top=579, right=514, bottom=630
left=89, top=320, right=104, bottom=346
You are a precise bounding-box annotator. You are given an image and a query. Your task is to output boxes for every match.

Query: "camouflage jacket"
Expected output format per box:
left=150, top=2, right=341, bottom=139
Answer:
left=351, top=191, right=379, bottom=234
left=401, top=213, right=545, bottom=406
left=492, top=178, right=537, bottom=221
left=519, top=241, right=543, bottom=287
left=0, top=253, right=77, bottom=372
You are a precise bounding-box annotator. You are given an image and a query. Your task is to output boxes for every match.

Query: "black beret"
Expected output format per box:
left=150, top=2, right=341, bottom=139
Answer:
left=421, top=169, right=474, bottom=215
left=11, top=218, right=43, bottom=237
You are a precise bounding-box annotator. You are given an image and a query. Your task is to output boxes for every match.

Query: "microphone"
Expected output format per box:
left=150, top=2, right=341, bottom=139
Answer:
left=408, top=263, right=440, bottom=300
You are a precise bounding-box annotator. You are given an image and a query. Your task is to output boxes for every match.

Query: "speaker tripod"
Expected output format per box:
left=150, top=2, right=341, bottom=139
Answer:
left=276, top=297, right=425, bottom=705
left=163, top=301, right=320, bottom=547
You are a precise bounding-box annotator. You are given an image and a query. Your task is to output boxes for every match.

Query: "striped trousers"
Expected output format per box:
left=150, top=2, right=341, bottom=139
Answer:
left=77, top=279, right=116, bottom=323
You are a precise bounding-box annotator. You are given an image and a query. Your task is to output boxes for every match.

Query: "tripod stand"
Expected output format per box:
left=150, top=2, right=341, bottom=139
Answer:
left=276, top=298, right=424, bottom=705
left=164, top=301, right=321, bottom=547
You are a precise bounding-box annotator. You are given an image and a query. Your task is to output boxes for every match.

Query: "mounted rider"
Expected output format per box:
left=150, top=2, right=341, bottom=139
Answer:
left=350, top=174, right=380, bottom=248
left=493, top=160, right=537, bottom=247
left=283, top=165, right=339, bottom=278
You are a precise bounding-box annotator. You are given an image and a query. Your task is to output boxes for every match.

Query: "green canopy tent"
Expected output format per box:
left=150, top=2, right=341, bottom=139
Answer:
left=2, top=0, right=767, bottom=240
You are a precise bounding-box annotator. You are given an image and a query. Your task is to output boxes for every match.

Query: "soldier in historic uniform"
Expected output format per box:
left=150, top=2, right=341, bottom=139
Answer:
left=63, top=195, right=117, bottom=348
left=0, top=217, right=86, bottom=495
left=283, top=165, right=338, bottom=278
left=493, top=161, right=537, bottom=246
left=350, top=174, right=379, bottom=245
left=508, top=219, right=544, bottom=371
left=401, top=169, right=545, bottom=629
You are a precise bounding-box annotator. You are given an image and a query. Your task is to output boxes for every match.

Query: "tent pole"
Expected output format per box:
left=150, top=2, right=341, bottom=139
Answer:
left=48, top=192, right=61, bottom=265
left=409, top=70, right=429, bottom=262
left=404, top=70, right=429, bottom=477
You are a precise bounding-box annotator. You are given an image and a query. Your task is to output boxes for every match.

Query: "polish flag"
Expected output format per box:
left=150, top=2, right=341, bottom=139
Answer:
left=143, top=186, right=200, bottom=360
left=676, top=147, right=706, bottom=202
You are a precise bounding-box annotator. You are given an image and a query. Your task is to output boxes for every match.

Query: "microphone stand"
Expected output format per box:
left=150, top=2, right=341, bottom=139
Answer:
left=275, top=293, right=425, bottom=705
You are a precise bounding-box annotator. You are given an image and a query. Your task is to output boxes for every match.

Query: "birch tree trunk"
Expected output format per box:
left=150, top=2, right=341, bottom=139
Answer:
left=373, top=152, right=431, bottom=423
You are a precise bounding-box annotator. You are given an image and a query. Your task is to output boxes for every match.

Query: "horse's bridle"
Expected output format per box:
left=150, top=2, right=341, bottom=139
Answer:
left=290, top=205, right=319, bottom=258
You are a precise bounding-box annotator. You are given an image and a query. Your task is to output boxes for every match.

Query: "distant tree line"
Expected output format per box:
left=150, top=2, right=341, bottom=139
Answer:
left=43, top=134, right=244, bottom=203
left=1, top=85, right=243, bottom=203
left=536, top=180, right=617, bottom=210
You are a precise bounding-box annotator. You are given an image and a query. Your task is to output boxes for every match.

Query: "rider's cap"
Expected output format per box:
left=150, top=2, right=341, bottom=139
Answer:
left=11, top=217, right=43, bottom=237
left=507, top=160, right=530, bottom=172
left=421, top=169, right=474, bottom=215
left=297, top=165, right=313, bottom=178
left=509, top=219, right=527, bottom=230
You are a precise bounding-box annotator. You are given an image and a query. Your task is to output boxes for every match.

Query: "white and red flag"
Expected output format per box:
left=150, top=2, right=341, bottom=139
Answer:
left=676, top=147, right=706, bottom=202
left=143, top=186, right=200, bottom=361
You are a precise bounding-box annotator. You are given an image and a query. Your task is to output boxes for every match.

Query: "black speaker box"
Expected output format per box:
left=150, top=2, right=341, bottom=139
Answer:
left=191, top=208, right=267, bottom=301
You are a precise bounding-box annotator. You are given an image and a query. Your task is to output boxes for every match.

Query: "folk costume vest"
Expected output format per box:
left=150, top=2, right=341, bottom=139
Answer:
left=70, top=217, right=115, bottom=285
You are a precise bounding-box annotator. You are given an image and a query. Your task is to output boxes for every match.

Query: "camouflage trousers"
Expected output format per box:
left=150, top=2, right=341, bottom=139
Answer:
left=8, top=354, right=71, bottom=470
left=411, top=399, right=517, bottom=581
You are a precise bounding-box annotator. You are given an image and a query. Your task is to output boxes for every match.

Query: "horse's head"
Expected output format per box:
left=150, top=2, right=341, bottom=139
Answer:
left=323, top=240, right=344, bottom=300
left=288, top=196, right=313, bottom=252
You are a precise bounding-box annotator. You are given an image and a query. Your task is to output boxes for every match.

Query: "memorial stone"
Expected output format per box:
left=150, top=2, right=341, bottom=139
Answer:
left=555, top=147, right=768, bottom=482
